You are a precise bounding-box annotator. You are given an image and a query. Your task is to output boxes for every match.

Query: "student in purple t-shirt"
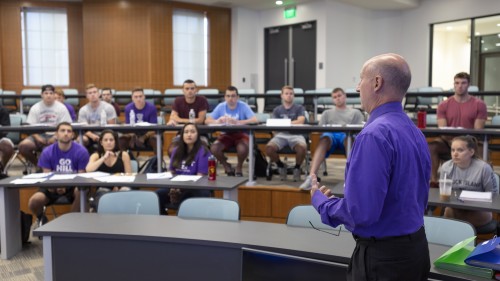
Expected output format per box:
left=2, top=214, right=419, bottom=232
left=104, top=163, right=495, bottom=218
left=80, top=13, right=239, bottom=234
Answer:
left=55, top=89, right=77, bottom=122
left=156, top=123, right=211, bottom=214
left=119, top=88, right=159, bottom=154
left=28, top=122, right=90, bottom=227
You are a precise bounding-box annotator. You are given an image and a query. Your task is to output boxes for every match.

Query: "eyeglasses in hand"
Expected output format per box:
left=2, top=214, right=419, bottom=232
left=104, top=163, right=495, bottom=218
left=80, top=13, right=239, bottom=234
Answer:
left=308, top=221, right=342, bottom=236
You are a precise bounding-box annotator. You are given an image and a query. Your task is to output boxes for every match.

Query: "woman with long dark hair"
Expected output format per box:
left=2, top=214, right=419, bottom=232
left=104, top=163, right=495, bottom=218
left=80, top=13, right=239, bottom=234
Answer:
left=157, top=123, right=212, bottom=214
left=86, top=129, right=132, bottom=209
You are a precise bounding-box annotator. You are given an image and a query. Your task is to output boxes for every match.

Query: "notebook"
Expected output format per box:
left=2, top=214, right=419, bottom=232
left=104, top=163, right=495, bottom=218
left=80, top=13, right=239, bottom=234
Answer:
left=459, top=191, right=492, bottom=203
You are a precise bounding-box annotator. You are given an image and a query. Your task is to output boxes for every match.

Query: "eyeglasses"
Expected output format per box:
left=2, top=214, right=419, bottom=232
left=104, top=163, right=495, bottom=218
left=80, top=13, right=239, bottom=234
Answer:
left=308, top=221, right=342, bottom=236
left=225, top=95, right=238, bottom=98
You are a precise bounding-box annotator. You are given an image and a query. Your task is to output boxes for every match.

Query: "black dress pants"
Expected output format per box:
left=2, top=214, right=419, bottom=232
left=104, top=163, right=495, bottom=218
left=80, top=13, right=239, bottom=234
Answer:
left=348, top=226, right=430, bottom=281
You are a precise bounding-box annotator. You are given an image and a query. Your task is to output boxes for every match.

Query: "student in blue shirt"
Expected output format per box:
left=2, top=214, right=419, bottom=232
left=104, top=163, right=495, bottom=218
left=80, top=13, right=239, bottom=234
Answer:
left=205, top=86, right=257, bottom=176
left=311, top=53, right=431, bottom=280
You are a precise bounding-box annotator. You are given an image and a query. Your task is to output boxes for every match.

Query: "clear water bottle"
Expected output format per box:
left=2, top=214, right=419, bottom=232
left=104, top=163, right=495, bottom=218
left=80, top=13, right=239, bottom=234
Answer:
left=129, top=109, right=136, bottom=125
left=100, top=110, right=107, bottom=126
left=159, top=111, right=165, bottom=125
left=189, top=109, right=195, bottom=124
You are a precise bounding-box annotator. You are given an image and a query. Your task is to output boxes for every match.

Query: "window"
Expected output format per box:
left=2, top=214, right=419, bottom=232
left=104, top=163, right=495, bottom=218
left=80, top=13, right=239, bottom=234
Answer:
left=172, top=9, right=208, bottom=86
left=431, top=20, right=471, bottom=90
left=21, top=7, right=69, bottom=86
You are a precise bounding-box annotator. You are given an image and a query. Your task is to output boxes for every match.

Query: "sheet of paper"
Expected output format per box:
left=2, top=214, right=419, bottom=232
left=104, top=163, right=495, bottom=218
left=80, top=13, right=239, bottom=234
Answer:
left=94, top=175, right=136, bottom=183
left=134, top=122, right=153, bottom=126
left=11, top=178, right=48, bottom=184
left=147, top=172, right=173, bottom=180
left=170, top=175, right=202, bottom=182
left=23, top=172, right=53, bottom=179
left=77, top=172, right=111, bottom=178
left=50, top=174, right=77, bottom=180
left=266, top=118, right=291, bottom=126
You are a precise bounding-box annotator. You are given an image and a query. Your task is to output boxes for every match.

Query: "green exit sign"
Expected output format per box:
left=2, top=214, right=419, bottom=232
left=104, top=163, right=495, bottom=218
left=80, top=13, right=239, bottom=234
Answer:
left=284, top=7, right=296, bottom=19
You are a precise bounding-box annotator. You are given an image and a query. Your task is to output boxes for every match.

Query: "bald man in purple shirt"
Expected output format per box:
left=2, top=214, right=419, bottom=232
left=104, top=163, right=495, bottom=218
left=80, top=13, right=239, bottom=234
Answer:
left=311, top=53, right=431, bottom=280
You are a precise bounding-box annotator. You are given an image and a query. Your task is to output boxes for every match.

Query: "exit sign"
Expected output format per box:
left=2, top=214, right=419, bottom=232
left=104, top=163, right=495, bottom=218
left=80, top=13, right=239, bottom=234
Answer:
left=284, top=7, right=296, bottom=19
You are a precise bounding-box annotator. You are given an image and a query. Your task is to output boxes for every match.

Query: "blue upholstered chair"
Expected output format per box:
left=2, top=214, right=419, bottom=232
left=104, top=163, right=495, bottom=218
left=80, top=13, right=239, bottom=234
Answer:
left=286, top=205, right=345, bottom=232
left=423, top=216, right=475, bottom=246
left=177, top=198, right=240, bottom=221
left=98, top=190, right=160, bottom=215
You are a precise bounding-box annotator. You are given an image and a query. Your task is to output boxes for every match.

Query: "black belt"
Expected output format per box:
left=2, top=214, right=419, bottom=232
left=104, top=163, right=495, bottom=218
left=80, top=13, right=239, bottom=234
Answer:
left=353, top=226, right=425, bottom=243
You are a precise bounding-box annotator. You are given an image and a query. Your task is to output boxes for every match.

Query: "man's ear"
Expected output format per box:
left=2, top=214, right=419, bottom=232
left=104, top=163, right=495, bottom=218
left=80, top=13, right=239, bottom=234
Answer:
left=374, top=76, right=383, bottom=92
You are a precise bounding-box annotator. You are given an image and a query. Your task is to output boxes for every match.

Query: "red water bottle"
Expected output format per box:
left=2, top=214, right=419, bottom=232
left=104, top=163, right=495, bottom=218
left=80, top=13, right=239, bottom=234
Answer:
left=417, top=107, right=427, bottom=129
left=208, top=155, right=216, bottom=181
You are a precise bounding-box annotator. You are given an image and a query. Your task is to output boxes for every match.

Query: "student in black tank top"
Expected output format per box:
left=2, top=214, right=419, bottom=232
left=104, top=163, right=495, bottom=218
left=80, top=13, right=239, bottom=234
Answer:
left=86, top=129, right=133, bottom=210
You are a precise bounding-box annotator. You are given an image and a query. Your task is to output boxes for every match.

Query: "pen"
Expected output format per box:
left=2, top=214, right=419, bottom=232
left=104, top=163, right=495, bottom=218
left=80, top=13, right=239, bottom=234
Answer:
left=458, top=198, right=465, bottom=203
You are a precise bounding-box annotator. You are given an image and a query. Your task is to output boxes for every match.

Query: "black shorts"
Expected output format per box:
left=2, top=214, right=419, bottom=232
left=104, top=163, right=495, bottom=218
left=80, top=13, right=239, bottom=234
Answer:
left=40, top=187, right=75, bottom=205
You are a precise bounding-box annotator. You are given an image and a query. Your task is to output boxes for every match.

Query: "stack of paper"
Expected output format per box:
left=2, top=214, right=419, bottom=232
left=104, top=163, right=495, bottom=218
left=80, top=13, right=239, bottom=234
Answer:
left=459, top=191, right=493, bottom=203
left=434, top=237, right=493, bottom=279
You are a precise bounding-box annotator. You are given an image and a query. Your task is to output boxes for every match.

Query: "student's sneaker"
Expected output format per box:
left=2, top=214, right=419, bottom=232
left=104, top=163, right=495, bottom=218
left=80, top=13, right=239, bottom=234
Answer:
left=33, top=214, right=48, bottom=239
left=293, top=168, right=301, bottom=182
left=34, top=215, right=48, bottom=229
left=279, top=163, right=288, bottom=181
left=300, top=175, right=312, bottom=190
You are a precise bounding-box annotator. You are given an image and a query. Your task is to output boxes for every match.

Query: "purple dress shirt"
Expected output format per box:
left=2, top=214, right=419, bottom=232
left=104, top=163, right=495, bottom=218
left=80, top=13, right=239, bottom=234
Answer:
left=312, top=102, right=430, bottom=238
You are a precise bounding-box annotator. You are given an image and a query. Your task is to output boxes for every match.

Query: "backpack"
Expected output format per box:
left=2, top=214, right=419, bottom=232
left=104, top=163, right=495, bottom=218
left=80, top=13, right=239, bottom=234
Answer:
left=139, top=155, right=167, bottom=173
left=254, top=147, right=268, bottom=177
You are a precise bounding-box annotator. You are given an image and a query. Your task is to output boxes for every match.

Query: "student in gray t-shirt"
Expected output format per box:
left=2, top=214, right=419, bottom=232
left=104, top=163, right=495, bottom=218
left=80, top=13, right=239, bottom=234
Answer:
left=441, top=135, right=498, bottom=232
left=77, top=84, right=117, bottom=151
left=300, top=88, right=364, bottom=190
left=18, top=84, right=72, bottom=166
left=265, top=86, right=307, bottom=182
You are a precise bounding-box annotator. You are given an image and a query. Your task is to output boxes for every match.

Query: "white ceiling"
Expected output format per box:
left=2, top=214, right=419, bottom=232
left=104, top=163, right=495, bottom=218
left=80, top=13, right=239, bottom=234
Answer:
left=175, top=0, right=421, bottom=11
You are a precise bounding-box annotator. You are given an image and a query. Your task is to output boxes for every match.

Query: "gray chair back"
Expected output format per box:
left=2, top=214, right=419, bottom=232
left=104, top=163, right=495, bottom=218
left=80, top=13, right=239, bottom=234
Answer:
left=423, top=216, right=475, bottom=246
left=178, top=198, right=240, bottom=221
left=98, top=191, right=160, bottom=215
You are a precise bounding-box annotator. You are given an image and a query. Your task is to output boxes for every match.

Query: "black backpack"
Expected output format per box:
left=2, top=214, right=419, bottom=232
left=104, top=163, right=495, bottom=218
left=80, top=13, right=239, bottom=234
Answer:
left=139, top=155, right=167, bottom=173
left=254, top=147, right=268, bottom=177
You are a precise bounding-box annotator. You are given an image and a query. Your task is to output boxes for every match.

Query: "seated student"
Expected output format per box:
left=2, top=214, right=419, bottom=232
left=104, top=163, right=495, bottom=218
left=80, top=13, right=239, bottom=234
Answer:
left=78, top=84, right=117, bottom=152
left=441, top=135, right=498, bottom=230
left=28, top=122, right=89, bottom=227
left=166, top=79, right=209, bottom=157
left=300, top=88, right=364, bottom=189
left=205, top=86, right=257, bottom=176
left=85, top=129, right=132, bottom=210
left=156, top=123, right=211, bottom=214
left=55, top=88, right=77, bottom=122
left=0, top=105, right=14, bottom=174
left=19, top=84, right=72, bottom=167
left=119, top=88, right=159, bottom=154
left=265, top=85, right=306, bottom=182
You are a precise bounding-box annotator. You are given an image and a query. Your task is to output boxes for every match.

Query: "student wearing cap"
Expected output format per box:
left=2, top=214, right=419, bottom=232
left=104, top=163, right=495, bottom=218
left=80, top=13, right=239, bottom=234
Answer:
left=18, top=84, right=72, bottom=167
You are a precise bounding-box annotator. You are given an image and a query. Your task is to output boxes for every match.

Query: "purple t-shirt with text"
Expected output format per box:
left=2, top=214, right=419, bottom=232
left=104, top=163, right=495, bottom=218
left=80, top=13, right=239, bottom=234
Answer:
left=38, top=142, right=90, bottom=173
left=169, top=147, right=210, bottom=175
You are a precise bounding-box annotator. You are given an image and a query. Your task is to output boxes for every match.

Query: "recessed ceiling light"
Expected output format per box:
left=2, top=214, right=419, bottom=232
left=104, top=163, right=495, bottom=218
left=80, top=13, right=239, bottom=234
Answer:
left=446, top=26, right=453, bottom=31
left=475, top=32, right=481, bottom=36
left=497, top=23, right=500, bottom=27
left=276, top=0, right=283, bottom=5
left=485, top=48, right=489, bottom=51
left=496, top=43, right=500, bottom=47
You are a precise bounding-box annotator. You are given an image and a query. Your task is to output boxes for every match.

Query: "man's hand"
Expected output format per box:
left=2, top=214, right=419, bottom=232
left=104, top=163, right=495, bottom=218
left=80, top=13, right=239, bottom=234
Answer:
left=310, top=174, right=335, bottom=198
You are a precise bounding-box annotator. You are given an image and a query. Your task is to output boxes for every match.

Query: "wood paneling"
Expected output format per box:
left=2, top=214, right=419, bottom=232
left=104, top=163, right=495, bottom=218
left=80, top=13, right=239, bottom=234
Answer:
left=0, top=1, right=83, bottom=93
left=83, top=0, right=152, bottom=90
left=150, top=1, right=172, bottom=90
left=0, top=0, right=231, bottom=93
left=0, top=1, right=24, bottom=92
